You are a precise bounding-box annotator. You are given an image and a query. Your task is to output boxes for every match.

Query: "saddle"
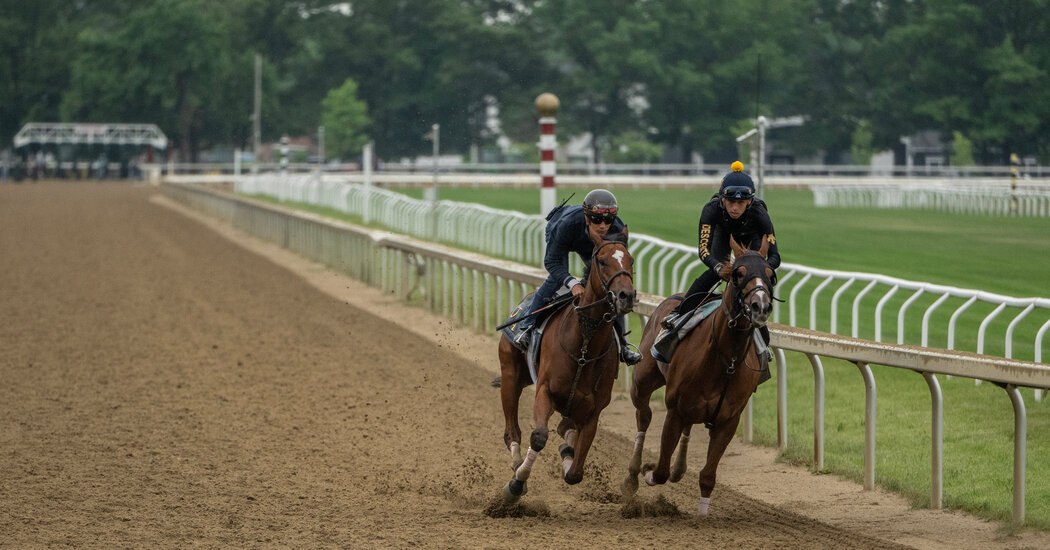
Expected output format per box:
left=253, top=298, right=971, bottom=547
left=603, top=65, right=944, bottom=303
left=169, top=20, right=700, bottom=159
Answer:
left=651, top=292, right=723, bottom=365
left=500, top=288, right=575, bottom=384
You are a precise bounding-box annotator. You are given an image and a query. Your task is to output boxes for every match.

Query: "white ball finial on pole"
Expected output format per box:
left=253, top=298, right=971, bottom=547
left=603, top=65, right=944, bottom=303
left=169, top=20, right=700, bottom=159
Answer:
left=536, top=93, right=559, bottom=216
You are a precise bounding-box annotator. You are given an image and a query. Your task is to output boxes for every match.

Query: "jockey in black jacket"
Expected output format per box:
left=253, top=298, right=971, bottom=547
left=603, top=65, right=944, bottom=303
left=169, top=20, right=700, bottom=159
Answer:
left=513, top=189, right=643, bottom=365
left=661, top=162, right=780, bottom=381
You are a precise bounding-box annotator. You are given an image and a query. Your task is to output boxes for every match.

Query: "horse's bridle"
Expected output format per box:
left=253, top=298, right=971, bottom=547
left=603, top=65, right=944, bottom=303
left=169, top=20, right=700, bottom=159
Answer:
left=559, top=239, right=634, bottom=409
left=724, top=256, right=776, bottom=332
left=574, top=240, right=633, bottom=320
left=706, top=255, right=777, bottom=430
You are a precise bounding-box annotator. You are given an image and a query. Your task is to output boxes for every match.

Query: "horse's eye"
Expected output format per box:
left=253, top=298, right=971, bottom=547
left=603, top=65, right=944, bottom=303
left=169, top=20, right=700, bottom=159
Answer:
left=598, top=259, right=607, bottom=267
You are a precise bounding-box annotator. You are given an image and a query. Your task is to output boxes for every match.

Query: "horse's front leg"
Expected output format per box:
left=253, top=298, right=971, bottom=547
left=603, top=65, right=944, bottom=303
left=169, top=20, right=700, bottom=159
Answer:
left=562, top=413, right=599, bottom=485
left=669, top=424, right=693, bottom=482
left=556, top=417, right=577, bottom=479
left=502, top=383, right=556, bottom=504
left=696, top=413, right=743, bottom=516
left=623, top=366, right=662, bottom=496
left=644, top=410, right=685, bottom=486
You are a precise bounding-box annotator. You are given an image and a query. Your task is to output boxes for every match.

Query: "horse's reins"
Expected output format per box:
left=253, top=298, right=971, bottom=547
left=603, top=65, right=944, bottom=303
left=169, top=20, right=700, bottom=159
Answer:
left=706, top=258, right=774, bottom=430
left=560, top=240, right=633, bottom=409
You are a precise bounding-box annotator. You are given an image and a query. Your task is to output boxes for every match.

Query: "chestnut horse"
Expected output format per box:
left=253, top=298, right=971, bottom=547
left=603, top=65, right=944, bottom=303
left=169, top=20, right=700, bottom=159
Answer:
left=622, top=239, right=774, bottom=516
left=498, top=229, right=635, bottom=504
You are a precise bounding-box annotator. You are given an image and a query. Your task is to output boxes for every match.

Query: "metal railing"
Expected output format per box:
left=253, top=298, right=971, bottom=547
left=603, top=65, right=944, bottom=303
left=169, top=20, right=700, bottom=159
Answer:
left=813, top=182, right=1050, bottom=217
left=162, top=180, right=1050, bottom=525
left=214, top=173, right=1050, bottom=368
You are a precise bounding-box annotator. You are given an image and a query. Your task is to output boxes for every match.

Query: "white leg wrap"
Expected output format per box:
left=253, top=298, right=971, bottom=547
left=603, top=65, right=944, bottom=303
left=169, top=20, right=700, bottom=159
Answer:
left=635, top=431, right=646, bottom=446
left=697, top=496, right=711, bottom=517
left=562, top=456, right=573, bottom=476
left=514, top=447, right=539, bottom=482
left=509, top=441, right=520, bottom=461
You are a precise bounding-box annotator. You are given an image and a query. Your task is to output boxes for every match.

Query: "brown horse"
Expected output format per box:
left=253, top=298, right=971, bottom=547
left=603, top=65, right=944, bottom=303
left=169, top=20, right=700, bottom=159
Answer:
left=498, top=229, right=636, bottom=504
left=622, top=238, right=774, bottom=516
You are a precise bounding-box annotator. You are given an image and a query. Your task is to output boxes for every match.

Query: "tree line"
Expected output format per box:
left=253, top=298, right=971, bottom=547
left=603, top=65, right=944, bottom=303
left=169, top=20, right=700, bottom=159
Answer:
left=3, top=0, right=1048, bottom=164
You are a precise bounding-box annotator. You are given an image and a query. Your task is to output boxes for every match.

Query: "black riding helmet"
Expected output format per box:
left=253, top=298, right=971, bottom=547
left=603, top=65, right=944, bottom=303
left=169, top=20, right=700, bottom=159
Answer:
left=583, top=188, right=618, bottom=214
left=719, top=161, right=755, bottom=200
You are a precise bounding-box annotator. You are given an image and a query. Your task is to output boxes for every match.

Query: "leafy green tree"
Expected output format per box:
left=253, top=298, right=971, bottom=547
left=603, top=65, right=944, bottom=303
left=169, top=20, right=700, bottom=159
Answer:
left=604, top=131, right=662, bottom=163
left=528, top=0, right=659, bottom=162
left=851, top=120, right=874, bottom=165
left=951, top=131, right=975, bottom=166
left=321, top=78, right=371, bottom=161
left=867, top=0, right=1050, bottom=163
left=0, top=1, right=117, bottom=145
left=61, top=0, right=231, bottom=160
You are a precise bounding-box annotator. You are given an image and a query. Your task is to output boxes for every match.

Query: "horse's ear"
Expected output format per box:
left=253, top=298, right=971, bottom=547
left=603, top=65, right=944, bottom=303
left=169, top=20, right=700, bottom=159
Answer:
left=729, top=235, right=746, bottom=259
left=758, top=234, right=771, bottom=258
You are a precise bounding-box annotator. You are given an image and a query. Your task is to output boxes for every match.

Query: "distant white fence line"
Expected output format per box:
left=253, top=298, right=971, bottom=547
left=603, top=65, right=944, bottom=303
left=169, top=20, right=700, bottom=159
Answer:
left=199, top=172, right=1050, bottom=368
left=812, top=182, right=1050, bottom=217
left=161, top=180, right=1050, bottom=525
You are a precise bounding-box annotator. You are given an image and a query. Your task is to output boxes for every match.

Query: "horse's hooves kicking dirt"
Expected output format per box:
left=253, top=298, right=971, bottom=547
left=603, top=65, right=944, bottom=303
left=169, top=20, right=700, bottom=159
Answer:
left=620, top=494, right=684, bottom=518
left=484, top=493, right=551, bottom=518
left=621, top=474, right=639, bottom=497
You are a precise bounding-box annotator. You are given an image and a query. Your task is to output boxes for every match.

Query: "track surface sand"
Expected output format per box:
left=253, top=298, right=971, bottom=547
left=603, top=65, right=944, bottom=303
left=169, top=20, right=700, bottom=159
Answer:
left=2, top=181, right=1047, bottom=548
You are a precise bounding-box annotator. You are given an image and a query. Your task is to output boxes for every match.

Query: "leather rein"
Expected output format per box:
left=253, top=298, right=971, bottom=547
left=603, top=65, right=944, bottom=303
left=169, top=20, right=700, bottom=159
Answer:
left=706, top=258, right=775, bottom=430
left=558, top=239, right=633, bottom=409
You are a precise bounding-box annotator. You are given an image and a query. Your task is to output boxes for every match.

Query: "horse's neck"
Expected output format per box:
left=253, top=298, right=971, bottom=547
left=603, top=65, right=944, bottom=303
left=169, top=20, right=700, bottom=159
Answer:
left=712, top=297, right=751, bottom=349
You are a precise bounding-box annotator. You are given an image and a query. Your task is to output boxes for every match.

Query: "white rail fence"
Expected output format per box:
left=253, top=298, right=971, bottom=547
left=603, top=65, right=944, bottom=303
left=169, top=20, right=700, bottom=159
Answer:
left=216, top=173, right=1050, bottom=371
left=162, top=181, right=1050, bottom=525
left=812, top=182, right=1050, bottom=217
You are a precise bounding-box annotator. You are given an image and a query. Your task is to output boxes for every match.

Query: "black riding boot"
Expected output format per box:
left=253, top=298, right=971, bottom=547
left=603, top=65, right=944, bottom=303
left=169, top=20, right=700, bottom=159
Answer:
left=615, top=316, right=642, bottom=365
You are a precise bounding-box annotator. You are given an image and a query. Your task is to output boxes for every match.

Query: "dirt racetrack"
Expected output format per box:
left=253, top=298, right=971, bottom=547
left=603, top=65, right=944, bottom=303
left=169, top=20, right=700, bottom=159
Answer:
left=3, top=181, right=1049, bottom=549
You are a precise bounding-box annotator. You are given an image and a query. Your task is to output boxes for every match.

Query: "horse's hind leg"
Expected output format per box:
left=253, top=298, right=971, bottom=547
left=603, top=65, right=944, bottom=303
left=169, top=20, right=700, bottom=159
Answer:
left=622, top=364, right=663, bottom=496
left=498, top=339, right=526, bottom=471
left=502, top=383, right=556, bottom=504
left=696, top=414, right=743, bottom=516
left=669, top=424, right=693, bottom=483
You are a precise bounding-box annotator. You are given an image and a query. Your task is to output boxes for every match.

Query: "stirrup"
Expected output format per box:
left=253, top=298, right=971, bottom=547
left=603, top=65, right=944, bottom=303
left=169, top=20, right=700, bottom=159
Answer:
left=513, top=330, right=532, bottom=349
left=620, top=346, right=642, bottom=366
left=660, top=311, right=681, bottom=330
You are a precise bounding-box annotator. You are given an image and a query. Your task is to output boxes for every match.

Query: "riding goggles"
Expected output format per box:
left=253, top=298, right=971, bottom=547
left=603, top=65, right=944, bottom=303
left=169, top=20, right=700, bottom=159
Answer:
left=720, top=185, right=755, bottom=199
left=586, top=212, right=617, bottom=225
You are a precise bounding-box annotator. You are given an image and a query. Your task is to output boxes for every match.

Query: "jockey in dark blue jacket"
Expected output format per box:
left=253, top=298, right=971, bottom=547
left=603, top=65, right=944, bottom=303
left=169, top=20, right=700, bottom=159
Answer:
left=513, top=189, right=642, bottom=365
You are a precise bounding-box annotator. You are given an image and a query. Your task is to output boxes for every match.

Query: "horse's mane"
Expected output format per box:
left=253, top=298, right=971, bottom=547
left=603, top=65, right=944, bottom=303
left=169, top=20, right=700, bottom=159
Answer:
left=603, top=231, right=628, bottom=245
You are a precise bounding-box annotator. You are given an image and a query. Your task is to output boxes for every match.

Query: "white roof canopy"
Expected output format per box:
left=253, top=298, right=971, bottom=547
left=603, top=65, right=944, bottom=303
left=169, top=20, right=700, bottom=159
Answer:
left=14, top=123, right=168, bottom=149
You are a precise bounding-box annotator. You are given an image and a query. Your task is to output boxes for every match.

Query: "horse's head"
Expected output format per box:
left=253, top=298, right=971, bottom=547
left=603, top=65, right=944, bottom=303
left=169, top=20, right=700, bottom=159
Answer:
left=588, top=227, right=636, bottom=315
left=728, top=236, right=775, bottom=328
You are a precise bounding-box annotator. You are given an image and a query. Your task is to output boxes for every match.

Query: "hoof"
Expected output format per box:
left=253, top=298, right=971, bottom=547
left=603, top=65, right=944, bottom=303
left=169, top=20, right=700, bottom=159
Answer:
left=621, top=474, right=639, bottom=497
left=503, top=479, right=527, bottom=504
left=558, top=443, right=574, bottom=460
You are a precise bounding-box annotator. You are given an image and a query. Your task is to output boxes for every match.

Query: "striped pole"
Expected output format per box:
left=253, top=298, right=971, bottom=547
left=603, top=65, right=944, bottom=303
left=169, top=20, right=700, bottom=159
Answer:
left=536, top=93, right=560, bottom=215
